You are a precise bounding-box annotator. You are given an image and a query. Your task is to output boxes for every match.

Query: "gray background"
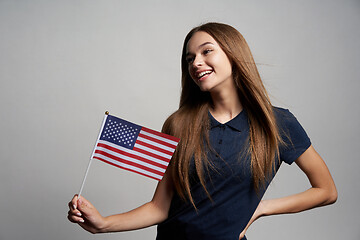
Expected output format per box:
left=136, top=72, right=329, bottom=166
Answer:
left=0, top=0, right=359, bottom=239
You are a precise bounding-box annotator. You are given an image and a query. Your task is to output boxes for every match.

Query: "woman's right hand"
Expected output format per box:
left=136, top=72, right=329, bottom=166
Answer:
left=67, top=195, right=107, bottom=234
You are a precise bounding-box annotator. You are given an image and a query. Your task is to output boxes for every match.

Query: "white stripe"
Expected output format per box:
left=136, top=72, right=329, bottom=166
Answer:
left=135, top=143, right=172, bottom=159
left=140, top=130, right=178, bottom=146
left=97, top=140, right=169, bottom=166
left=95, top=146, right=166, bottom=173
left=93, top=153, right=162, bottom=180
left=137, top=136, right=176, bottom=152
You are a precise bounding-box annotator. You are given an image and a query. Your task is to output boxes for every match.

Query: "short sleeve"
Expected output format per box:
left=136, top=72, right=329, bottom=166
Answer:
left=275, top=108, right=311, bottom=165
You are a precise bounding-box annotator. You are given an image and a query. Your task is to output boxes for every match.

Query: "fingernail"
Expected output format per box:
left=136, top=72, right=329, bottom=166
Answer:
left=73, top=205, right=77, bottom=210
left=79, top=219, right=84, bottom=223
left=76, top=212, right=82, bottom=217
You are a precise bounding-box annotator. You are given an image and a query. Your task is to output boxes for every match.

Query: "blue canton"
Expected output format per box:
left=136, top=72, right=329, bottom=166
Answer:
left=100, top=115, right=141, bottom=149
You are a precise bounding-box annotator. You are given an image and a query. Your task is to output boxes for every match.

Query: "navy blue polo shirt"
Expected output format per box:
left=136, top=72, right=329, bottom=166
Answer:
left=156, top=107, right=311, bottom=240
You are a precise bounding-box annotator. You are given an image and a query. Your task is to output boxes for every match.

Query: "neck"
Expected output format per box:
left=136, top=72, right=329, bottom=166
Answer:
left=209, top=83, right=243, bottom=124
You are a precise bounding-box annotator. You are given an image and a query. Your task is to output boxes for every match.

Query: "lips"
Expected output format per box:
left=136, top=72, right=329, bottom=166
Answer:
left=196, top=70, right=213, bottom=80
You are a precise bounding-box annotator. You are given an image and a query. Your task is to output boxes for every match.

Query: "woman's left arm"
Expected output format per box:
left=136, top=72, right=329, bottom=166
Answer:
left=239, top=145, right=337, bottom=239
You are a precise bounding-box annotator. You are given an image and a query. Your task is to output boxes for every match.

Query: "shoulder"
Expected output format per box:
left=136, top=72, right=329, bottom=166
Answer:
left=272, top=107, right=301, bottom=130
left=273, top=107, right=312, bottom=164
left=161, top=111, right=178, bottom=136
left=161, top=109, right=185, bottom=138
left=272, top=106, right=311, bottom=146
left=273, top=106, right=293, bottom=119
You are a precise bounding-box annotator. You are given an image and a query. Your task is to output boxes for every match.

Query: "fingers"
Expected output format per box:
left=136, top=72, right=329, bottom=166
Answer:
left=71, top=194, right=78, bottom=210
left=76, top=195, right=98, bottom=218
left=68, top=209, right=84, bottom=223
left=68, top=194, right=84, bottom=223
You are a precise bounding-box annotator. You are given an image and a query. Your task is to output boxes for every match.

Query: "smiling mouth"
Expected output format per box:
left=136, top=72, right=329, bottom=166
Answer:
left=197, top=70, right=213, bottom=79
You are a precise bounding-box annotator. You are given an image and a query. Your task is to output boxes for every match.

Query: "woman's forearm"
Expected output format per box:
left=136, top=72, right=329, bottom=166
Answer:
left=68, top=167, right=174, bottom=234
left=100, top=168, right=174, bottom=233
left=100, top=201, right=168, bottom=233
left=239, top=146, right=337, bottom=239
left=261, top=186, right=337, bottom=217
left=262, top=146, right=337, bottom=217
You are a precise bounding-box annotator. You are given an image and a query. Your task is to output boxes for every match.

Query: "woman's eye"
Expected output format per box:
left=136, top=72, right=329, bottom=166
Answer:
left=203, top=49, right=213, bottom=55
left=186, top=56, right=194, bottom=64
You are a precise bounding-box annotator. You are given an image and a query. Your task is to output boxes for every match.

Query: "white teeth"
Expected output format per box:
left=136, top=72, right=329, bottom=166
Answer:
left=197, top=70, right=212, bottom=78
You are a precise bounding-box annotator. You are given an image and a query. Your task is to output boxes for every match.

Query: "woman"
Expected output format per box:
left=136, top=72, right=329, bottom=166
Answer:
left=68, top=22, right=337, bottom=239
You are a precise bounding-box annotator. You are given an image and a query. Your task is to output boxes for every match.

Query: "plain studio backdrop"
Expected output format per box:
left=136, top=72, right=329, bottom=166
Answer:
left=0, top=1, right=359, bottom=240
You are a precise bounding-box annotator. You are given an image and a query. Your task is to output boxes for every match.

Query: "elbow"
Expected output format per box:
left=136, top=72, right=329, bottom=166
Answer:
left=327, top=188, right=338, bottom=205
left=323, top=185, right=338, bottom=206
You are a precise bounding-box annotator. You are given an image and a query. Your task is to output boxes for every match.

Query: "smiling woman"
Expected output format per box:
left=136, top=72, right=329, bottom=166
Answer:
left=67, top=22, right=337, bottom=240
left=186, top=32, right=233, bottom=93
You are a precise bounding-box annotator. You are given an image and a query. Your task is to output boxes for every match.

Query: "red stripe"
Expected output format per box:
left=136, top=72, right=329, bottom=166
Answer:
left=96, top=143, right=167, bottom=169
left=138, top=133, right=177, bottom=149
left=94, top=150, right=164, bottom=176
left=132, top=146, right=171, bottom=163
left=94, top=156, right=161, bottom=181
left=141, top=127, right=180, bottom=142
left=136, top=140, right=173, bottom=156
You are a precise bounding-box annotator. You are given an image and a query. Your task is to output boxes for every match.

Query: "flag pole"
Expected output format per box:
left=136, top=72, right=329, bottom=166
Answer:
left=78, top=111, right=109, bottom=198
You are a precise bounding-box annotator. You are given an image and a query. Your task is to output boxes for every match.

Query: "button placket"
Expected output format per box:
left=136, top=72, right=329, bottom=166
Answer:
left=218, top=124, right=226, bottom=145
left=213, top=124, right=225, bottom=157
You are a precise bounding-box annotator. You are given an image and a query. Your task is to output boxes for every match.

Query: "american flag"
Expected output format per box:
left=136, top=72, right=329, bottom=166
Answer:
left=92, top=114, right=180, bottom=181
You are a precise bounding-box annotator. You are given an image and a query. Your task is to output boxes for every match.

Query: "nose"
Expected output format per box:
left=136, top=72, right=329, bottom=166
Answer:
left=192, top=55, right=203, bottom=68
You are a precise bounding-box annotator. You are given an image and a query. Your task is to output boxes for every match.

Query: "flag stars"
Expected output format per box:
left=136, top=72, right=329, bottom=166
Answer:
left=101, top=117, right=142, bottom=148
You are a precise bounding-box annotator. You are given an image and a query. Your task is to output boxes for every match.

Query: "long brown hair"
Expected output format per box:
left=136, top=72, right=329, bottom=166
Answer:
left=162, top=22, right=282, bottom=208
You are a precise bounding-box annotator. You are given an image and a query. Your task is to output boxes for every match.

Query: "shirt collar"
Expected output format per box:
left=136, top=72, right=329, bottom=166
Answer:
left=209, top=109, right=248, bottom=132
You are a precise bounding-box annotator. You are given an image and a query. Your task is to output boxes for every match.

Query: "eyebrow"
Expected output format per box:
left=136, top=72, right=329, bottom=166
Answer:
left=186, top=42, right=215, bottom=55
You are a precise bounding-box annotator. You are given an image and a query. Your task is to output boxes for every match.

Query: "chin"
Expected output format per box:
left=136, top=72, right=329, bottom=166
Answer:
left=196, top=83, right=213, bottom=92
left=199, top=86, right=211, bottom=92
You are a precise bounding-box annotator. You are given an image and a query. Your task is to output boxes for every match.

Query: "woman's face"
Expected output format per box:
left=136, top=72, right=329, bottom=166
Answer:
left=186, top=31, right=233, bottom=93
